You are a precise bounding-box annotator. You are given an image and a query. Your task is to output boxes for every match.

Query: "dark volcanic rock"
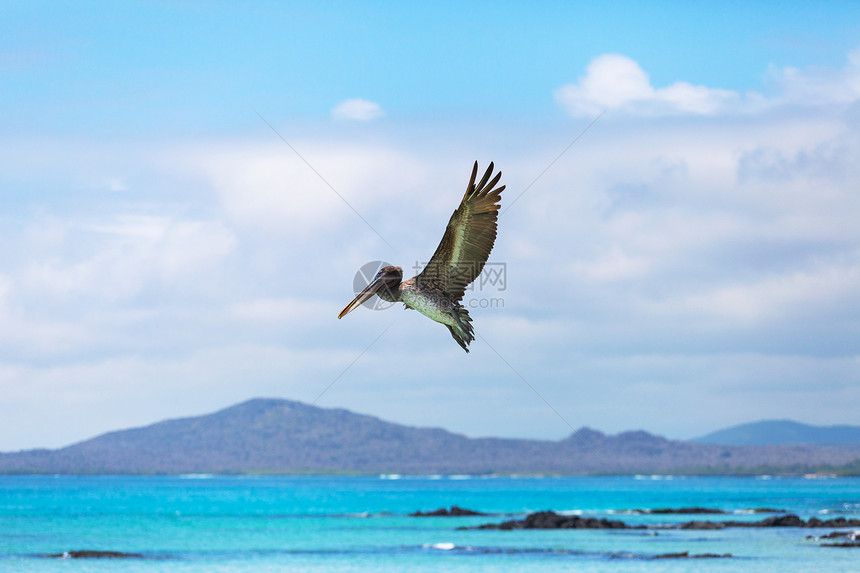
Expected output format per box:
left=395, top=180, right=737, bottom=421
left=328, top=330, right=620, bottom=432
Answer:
left=469, top=511, right=639, bottom=530
left=471, top=510, right=860, bottom=532
left=633, top=507, right=726, bottom=515
left=42, top=550, right=144, bottom=559
left=654, top=551, right=732, bottom=559
left=677, top=514, right=860, bottom=530
left=631, top=506, right=785, bottom=515
left=755, top=514, right=805, bottom=527
left=680, top=520, right=726, bottom=530
left=813, top=530, right=859, bottom=547
left=816, top=530, right=857, bottom=540
left=805, top=516, right=860, bottom=528
left=410, top=506, right=487, bottom=517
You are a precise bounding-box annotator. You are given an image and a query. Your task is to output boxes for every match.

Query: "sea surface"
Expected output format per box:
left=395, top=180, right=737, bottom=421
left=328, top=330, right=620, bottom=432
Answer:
left=2, top=474, right=859, bottom=572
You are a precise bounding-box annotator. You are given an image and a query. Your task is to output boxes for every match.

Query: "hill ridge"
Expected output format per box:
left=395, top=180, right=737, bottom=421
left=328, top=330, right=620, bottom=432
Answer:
left=694, top=419, right=860, bottom=446
left=1, top=399, right=858, bottom=475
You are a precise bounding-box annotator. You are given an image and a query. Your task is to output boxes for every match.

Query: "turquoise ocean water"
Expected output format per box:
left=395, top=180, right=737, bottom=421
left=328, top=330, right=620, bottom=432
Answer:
left=2, top=474, right=859, bottom=572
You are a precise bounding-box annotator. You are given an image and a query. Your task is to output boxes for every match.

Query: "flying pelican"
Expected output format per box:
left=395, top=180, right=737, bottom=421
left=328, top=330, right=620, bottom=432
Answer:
left=338, top=161, right=505, bottom=352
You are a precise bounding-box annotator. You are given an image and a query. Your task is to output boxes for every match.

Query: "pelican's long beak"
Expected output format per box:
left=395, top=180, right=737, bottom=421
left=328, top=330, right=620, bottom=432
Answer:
left=337, top=277, right=386, bottom=319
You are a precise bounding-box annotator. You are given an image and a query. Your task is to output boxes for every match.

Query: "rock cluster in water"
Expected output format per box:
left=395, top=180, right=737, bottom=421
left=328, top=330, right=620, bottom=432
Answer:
left=466, top=509, right=860, bottom=531
left=410, top=506, right=488, bottom=517
left=653, top=551, right=732, bottom=559
left=469, top=511, right=636, bottom=530
left=626, top=506, right=785, bottom=515
left=629, top=507, right=726, bottom=514
left=42, top=550, right=144, bottom=559
left=680, top=515, right=860, bottom=530
left=811, top=529, right=860, bottom=548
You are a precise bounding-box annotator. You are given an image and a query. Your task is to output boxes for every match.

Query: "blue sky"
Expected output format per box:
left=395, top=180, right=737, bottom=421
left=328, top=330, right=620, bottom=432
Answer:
left=6, top=1, right=860, bottom=133
left=2, top=2, right=860, bottom=450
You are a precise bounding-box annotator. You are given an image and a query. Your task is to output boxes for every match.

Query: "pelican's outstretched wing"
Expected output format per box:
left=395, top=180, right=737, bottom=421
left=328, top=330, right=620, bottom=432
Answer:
left=418, top=161, right=504, bottom=303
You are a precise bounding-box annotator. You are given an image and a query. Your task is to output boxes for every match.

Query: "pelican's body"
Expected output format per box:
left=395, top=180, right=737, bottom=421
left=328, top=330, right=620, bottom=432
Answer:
left=338, top=161, right=505, bottom=352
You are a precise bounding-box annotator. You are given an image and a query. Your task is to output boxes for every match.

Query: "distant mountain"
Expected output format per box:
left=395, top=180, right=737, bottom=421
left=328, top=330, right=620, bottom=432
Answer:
left=694, top=420, right=860, bottom=447
left=1, top=399, right=859, bottom=475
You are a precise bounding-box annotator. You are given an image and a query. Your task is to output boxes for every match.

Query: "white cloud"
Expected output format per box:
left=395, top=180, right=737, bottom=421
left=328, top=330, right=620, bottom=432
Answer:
left=567, top=248, right=652, bottom=283
left=229, top=297, right=333, bottom=323
left=770, top=47, right=860, bottom=106
left=0, top=344, right=360, bottom=449
left=179, top=141, right=424, bottom=236
left=645, top=264, right=860, bottom=324
left=20, top=216, right=237, bottom=302
left=106, top=177, right=127, bottom=192
left=331, top=98, right=384, bottom=121
left=555, top=54, right=740, bottom=116
left=556, top=50, right=860, bottom=117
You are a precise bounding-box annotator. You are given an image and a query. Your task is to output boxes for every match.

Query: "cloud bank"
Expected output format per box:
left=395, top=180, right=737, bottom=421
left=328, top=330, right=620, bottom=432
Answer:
left=1, top=50, right=859, bottom=450
left=556, top=50, right=860, bottom=116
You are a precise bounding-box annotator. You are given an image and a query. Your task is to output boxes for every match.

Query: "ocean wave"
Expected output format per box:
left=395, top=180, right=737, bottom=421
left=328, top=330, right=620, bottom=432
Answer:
left=376, top=473, right=499, bottom=481
left=423, top=542, right=456, bottom=551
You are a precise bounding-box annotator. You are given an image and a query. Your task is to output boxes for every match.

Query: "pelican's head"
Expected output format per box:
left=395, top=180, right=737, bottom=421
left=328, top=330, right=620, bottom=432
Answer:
left=337, top=266, right=403, bottom=319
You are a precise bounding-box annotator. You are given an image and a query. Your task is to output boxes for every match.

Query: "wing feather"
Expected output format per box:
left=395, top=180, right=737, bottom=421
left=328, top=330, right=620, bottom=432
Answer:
left=418, top=161, right=505, bottom=303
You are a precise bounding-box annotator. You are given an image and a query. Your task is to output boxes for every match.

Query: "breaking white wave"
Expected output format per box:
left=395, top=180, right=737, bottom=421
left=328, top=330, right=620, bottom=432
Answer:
left=423, top=542, right=456, bottom=551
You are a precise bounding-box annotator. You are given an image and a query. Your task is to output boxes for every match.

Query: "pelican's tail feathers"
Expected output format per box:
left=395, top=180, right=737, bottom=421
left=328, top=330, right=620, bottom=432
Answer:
left=446, top=305, right=474, bottom=353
